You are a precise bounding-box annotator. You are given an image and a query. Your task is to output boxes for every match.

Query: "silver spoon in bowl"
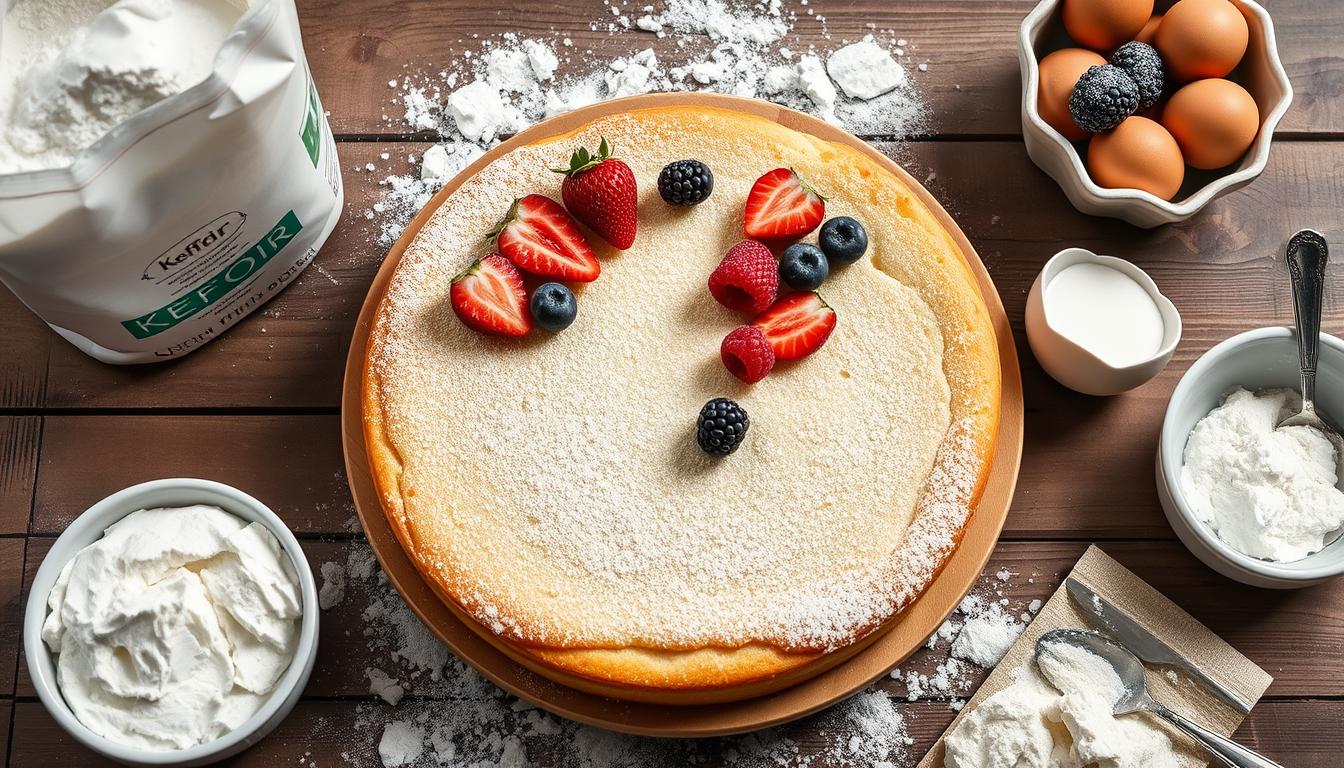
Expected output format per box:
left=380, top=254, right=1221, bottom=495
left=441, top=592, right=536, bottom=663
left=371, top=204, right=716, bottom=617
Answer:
left=1035, top=629, right=1283, bottom=768
left=1277, top=230, right=1344, bottom=451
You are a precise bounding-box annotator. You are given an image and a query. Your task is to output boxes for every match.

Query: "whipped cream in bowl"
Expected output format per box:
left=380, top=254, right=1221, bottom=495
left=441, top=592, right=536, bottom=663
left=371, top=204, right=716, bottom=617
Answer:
left=1158, top=327, right=1344, bottom=588
left=23, top=479, right=318, bottom=766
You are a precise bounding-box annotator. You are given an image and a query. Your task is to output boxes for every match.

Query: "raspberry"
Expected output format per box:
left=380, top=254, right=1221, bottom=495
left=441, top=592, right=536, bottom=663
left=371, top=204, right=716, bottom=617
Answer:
left=708, top=240, right=779, bottom=314
left=721, top=325, right=776, bottom=383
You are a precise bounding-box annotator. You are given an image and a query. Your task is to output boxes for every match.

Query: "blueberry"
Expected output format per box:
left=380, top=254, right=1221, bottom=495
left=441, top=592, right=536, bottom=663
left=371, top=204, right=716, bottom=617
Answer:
left=818, top=217, right=868, bottom=265
left=529, top=282, right=577, bottom=332
left=779, top=243, right=829, bottom=291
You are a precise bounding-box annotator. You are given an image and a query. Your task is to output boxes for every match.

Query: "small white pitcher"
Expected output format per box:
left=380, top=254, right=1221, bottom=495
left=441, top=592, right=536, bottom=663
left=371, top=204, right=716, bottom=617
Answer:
left=1026, top=247, right=1182, bottom=396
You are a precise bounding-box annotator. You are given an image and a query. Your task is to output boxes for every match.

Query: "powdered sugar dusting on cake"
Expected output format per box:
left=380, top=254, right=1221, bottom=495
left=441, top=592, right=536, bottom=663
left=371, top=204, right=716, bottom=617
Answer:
left=364, top=107, right=997, bottom=654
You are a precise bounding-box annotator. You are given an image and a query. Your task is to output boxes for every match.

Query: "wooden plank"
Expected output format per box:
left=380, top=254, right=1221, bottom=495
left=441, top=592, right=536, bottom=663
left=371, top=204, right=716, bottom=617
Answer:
left=0, top=289, right=51, bottom=410
left=32, top=140, right=1344, bottom=411
left=7, top=698, right=1336, bottom=767
left=32, top=415, right=351, bottom=535
left=0, top=417, right=39, bottom=534
left=297, top=0, right=1344, bottom=139
left=24, top=539, right=1335, bottom=698
left=0, top=538, right=24, bottom=696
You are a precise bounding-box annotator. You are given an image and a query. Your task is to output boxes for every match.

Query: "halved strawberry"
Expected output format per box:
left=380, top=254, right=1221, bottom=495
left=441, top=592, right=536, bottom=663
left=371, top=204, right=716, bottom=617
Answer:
left=489, top=195, right=600, bottom=282
left=450, top=253, right=532, bottom=337
left=743, top=168, right=826, bottom=240
left=752, top=291, right=836, bottom=360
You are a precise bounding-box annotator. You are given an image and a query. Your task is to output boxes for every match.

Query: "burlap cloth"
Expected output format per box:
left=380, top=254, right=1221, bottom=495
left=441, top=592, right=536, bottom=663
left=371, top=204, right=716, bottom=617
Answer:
left=917, top=545, right=1273, bottom=768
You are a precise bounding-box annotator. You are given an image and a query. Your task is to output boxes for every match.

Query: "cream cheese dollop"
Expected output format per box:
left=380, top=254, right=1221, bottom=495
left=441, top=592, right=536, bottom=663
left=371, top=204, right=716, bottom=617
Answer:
left=42, top=505, right=302, bottom=751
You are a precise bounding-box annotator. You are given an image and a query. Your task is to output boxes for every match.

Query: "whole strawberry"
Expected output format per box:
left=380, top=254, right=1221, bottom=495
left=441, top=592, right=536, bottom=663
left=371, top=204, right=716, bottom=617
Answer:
left=552, top=137, right=638, bottom=250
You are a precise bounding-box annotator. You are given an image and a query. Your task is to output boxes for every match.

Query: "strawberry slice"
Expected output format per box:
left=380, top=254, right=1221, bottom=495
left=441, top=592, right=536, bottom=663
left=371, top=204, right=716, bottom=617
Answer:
left=489, top=194, right=600, bottom=282
left=752, top=291, right=836, bottom=360
left=743, top=168, right=826, bottom=240
left=450, top=253, right=532, bottom=337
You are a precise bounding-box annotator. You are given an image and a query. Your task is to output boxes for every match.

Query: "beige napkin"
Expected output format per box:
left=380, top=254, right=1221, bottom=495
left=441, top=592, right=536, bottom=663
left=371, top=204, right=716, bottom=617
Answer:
left=917, top=545, right=1273, bottom=768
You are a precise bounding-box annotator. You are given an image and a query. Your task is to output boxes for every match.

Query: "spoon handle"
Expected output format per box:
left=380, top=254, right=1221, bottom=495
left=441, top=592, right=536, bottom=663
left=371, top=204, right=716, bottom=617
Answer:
left=1286, top=229, right=1328, bottom=406
left=1152, top=705, right=1284, bottom=768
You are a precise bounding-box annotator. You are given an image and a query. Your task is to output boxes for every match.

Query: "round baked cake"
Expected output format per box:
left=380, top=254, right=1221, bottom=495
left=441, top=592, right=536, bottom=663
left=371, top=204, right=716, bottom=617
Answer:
left=363, top=103, right=1001, bottom=701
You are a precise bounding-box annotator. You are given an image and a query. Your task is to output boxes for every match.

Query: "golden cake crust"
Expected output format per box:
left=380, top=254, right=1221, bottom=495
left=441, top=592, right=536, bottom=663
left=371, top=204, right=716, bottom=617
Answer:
left=362, top=104, right=1001, bottom=696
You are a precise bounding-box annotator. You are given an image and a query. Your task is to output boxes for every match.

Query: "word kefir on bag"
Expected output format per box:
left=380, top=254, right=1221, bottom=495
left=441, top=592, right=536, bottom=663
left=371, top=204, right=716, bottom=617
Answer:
left=0, top=0, right=342, bottom=363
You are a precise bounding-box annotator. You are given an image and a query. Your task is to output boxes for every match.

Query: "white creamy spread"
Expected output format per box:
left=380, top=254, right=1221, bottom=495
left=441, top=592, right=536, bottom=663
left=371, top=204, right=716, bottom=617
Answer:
left=945, top=641, right=1180, bottom=768
left=42, top=505, right=302, bottom=751
left=1181, top=387, right=1344, bottom=562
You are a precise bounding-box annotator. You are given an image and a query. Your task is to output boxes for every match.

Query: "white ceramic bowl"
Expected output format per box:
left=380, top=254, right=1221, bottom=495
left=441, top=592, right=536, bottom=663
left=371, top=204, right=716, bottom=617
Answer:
left=1157, top=328, right=1344, bottom=588
left=1026, top=247, right=1181, bottom=395
left=23, top=479, right=319, bottom=766
left=1018, top=0, right=1293, bottom=228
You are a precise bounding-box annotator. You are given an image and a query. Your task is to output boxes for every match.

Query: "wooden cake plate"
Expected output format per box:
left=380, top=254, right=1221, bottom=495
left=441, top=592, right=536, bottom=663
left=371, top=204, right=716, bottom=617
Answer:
left=341, top=92, right=1024, bottom=737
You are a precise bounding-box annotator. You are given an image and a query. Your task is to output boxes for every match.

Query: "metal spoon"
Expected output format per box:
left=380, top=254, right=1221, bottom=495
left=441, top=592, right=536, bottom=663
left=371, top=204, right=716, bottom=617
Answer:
left=1277, top=231, right=1343, bottom=443
left=1035, top=629, right=1283, bottom=768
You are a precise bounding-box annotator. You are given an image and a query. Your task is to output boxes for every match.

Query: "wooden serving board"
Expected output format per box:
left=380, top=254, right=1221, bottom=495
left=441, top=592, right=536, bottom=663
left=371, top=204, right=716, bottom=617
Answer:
left=339, top=92, right=1025, bottom=736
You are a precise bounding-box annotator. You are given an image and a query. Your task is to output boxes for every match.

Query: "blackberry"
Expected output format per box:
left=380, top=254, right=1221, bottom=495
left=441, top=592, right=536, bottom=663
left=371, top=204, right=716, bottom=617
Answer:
left=696, top=397, right=750, bottom=456
left=1068, top=65, right=1139, bottom=133
left=658, top=159, right=714, bottom=206
left=1110, top=42, right=1164, bottom=110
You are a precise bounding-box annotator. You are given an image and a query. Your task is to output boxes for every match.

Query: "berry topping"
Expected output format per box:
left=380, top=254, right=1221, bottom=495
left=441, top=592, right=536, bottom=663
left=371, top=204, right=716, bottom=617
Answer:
left=658, top=159, right=714, bottom=206
left=1109, top=41, right=1165, bottom=111
left=696, top=397, right=750, bottom=456
left=450, top=253, right=532, bottom=337
left=708, top=239, right=780, bottom=314
left=552, top=137, right=638, bottom=249
left=720, top=325, right=776, bottom=383
left=489, top=195, right=600, bottom=282
left=529, top=282, right=578, bottom=332
left=743, top=167, right=826, bottom=240
left=818, top=216, right=869, bottom=266
left=779, top=243, right=829, bottom=291
left=1068, top=64, right=1139, bottom=133
left=753, top=291, right=836, bottom=361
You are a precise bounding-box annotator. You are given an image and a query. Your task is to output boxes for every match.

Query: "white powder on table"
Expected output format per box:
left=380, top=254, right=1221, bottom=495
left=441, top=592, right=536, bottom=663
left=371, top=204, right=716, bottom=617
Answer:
left=363, top=0, right=931, bottom=245
left=319, top=560, right=347, bottom=609
left=1181, top=387, right=1344, bottom=562
left=950, top=595, right=1025, bottom=667
left=0, top=0, right=241, bottom=173
left=945, top=641, right=1181, bottom=768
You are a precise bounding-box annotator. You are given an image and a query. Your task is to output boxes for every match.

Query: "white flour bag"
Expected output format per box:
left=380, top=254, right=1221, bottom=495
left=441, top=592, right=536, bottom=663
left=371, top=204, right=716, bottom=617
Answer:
left=0, top=0, right=342, bottom=363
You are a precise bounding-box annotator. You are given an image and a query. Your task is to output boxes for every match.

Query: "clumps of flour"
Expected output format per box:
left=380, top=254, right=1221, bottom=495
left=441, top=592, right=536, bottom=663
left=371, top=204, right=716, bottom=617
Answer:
left=320, top=540, right=915, bottom=767
left=361, top=0, right=930, bottom=244
left=894, top=570, right=1044, bottom=712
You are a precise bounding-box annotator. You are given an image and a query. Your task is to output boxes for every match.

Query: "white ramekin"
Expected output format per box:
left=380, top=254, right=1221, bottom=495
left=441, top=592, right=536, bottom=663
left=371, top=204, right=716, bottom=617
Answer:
left=1018, top=0, right=1293, bottom=228
left=1157, top=328, right=1344, bottom=588
left=23, top=479, right=319, bottom=766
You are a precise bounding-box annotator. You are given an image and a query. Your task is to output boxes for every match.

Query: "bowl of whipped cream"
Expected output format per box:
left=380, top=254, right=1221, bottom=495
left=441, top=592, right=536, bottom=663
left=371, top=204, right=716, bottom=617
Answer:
left=23, top=479, right=318, bottom=765
left=1158, top=327, right=1344, bottom=588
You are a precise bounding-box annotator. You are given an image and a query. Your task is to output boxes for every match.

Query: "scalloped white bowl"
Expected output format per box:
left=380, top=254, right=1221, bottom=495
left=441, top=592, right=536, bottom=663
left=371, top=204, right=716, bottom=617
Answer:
left=1018, top=0, right=1293, bottom=227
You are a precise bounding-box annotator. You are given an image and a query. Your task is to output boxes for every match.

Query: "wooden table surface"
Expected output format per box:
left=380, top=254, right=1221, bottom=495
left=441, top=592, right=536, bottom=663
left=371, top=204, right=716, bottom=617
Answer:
left=3, top=0, right=1343, bottom=765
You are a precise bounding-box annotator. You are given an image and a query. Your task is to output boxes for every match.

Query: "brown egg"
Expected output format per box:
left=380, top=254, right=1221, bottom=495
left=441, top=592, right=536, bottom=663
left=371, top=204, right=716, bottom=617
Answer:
left=1063, top=0, right=1154, bottom=50
left=1038, top=48, right=1108, bottom=140
left=1162, top=78, right=1260, bottom=169
left=1088, top=116, right=1185, bottom=200
left=1155, top=0, right=1248, bottom=81
left=1135, top=13, right=1163, bottom=44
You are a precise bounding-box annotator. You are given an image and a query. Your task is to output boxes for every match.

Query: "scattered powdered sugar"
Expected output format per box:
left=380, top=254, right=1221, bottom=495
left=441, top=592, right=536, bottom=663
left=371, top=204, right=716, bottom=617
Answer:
left=321, top=540, right=917, bottom=767
left=318, top=560, right=346, bottom=610
left=950, top=594, right=1026, bottom=667
left=362, top=0, right=929, bottom=245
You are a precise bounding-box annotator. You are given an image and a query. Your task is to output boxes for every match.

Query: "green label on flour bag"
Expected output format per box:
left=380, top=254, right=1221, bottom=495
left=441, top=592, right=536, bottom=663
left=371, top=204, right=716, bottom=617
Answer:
left=121, top=211, right=303, bottom=339
left=300, top=76, right=322, bottom=167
